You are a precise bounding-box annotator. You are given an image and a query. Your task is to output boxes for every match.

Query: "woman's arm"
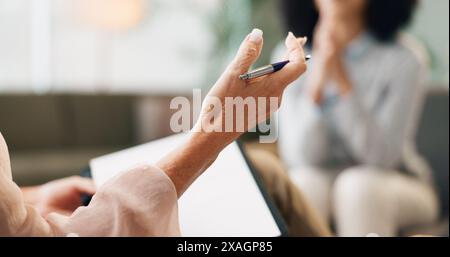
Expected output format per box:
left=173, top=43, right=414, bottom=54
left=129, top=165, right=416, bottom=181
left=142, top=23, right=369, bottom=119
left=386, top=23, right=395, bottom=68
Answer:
left=157, top=29, right=308, bottom=197
left=271, top=41, right=332, bottom=168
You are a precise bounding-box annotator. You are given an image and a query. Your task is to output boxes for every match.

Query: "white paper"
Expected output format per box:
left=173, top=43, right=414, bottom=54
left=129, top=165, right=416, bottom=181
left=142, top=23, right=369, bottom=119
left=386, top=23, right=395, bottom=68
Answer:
left=90, top=133, right=281, bottom=237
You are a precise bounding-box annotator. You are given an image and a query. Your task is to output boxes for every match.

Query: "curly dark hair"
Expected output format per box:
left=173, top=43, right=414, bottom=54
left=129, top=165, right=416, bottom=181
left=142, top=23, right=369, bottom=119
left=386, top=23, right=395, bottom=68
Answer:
left=280, top=0, right=418, bottom=44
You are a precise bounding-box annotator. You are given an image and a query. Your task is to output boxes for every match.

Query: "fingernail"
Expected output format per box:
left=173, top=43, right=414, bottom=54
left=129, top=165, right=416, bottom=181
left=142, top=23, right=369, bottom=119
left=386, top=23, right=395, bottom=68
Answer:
left=300, top=36, right=308, bottom=46
left=249, top=28, right=263, bottom=43
left=288, top=31, right=296, bottom=39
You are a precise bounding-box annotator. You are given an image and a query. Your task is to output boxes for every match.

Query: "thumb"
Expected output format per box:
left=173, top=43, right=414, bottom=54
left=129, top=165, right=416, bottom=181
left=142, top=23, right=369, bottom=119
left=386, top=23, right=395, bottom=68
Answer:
left=268, top=32, right=307, bottom=86
left=70, top=176, right=96, bottom=195
left=229, top=28, right=264, bottom=75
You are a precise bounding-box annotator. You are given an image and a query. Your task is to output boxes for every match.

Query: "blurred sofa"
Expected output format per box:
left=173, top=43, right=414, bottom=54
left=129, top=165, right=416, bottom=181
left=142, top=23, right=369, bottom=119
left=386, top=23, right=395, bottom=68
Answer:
left=0, top=93, right=184, bottom=186
left=415, top=87, right=449, bottom=225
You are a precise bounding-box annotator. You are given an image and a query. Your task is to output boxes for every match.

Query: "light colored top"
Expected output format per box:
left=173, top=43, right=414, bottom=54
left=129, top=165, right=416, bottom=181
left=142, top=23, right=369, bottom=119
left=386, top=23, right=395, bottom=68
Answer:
left=0, top=133, right=180, bottom=236
left=274, top=32, right=433, bottom=182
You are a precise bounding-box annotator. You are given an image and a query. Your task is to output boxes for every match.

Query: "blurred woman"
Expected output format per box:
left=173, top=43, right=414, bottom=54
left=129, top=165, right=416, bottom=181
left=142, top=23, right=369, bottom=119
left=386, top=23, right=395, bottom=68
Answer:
left=276, top=0, right=439, bottom=236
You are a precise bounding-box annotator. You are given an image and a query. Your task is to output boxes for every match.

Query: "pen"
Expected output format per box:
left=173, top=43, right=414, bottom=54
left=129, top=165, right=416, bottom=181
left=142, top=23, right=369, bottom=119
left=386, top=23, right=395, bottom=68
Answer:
left=239, top=54, right=311, bottom=80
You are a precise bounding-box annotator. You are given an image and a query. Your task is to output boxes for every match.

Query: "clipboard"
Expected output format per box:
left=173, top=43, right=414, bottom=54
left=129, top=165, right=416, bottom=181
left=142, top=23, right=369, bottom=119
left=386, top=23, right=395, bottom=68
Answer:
left=89, top=133, right=287, bottom=236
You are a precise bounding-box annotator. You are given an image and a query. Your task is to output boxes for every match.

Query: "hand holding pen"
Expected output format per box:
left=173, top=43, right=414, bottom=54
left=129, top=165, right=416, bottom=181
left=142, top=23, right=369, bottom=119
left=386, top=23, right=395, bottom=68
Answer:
left=238, top=32, right=310, bottom=81
left=163, top=29, right=309, bottom=198
left=193, top=29, right=308, bottom=142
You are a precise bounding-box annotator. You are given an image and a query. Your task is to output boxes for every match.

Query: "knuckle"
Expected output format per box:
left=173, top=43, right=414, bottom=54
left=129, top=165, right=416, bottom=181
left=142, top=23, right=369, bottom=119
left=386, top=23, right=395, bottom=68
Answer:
left=246, top=47, right=258, bottom=59
left=228, top=64, right=244, bottom=78
left=239, top=47, right=257, bottom=63
left=230, top=46, right=260, bottom=75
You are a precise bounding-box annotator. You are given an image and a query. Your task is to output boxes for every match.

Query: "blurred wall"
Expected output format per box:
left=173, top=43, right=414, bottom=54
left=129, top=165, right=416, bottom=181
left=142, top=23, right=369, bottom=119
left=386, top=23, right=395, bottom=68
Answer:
left=0, top=0, right=250, bottom=94
left=408, top=0, right=449, bottom=84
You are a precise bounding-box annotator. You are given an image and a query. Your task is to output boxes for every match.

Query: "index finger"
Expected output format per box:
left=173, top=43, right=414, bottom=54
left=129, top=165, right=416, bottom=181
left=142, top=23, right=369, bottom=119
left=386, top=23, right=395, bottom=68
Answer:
left=268, top=32, right=307, bottom=86
left=71, top=176, right=97, bottom=195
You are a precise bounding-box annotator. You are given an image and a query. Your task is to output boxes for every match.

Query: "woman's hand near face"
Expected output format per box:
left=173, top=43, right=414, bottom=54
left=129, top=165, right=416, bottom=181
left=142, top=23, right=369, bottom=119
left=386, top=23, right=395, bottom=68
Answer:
left=307, top=8, right=355, bottom=104
left=307, top=22, right=342, bottom=104
left=157, top=29, right=308, bottom=196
